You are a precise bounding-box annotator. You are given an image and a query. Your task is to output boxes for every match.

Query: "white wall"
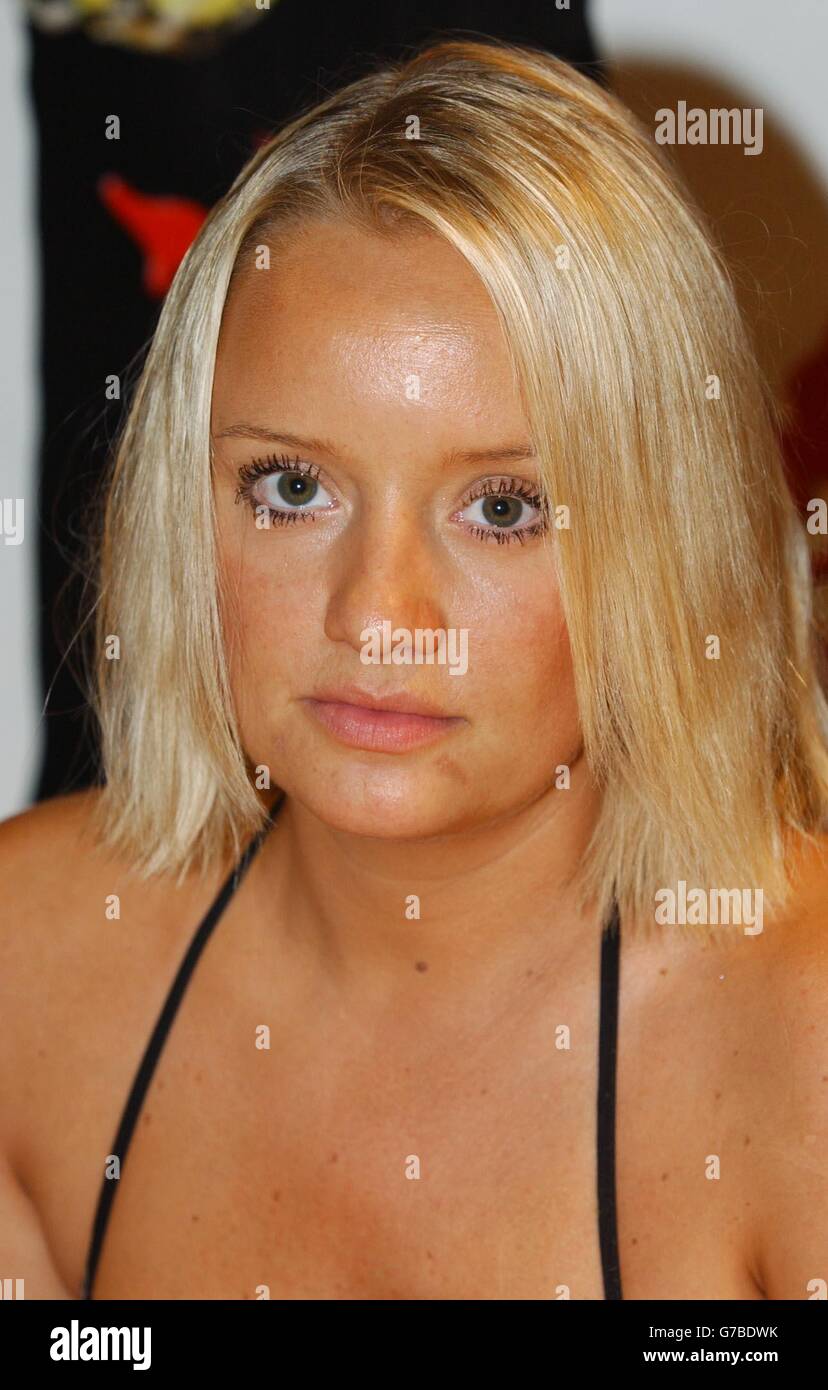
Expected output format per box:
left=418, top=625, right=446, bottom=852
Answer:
left=0, top=2, right=39, bottom=820
left=591, top=0, right=828, bottom=389
left=593, top=0, right=828, bottom=187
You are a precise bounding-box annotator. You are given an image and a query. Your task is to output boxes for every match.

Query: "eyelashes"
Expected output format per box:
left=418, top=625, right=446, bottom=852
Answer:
left=235, top=454, right=331, bottom=525
left=461, top=477, right=546, bottom=543
left=234, top=452, right=548, bottom=543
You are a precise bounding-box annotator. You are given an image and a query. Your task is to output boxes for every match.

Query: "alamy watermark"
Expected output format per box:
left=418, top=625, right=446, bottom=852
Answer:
left=655, top=102, right=763, bottom=156
left=360, top=621, right=469, bottom=676
left=50, top=1320, right=151, bottom=1370
left=2, top=498, right=24, bottom=545
left=655, top=880, right=763, bottom=935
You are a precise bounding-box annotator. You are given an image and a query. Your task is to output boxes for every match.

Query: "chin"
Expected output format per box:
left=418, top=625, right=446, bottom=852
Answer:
left=281, top=762, right=476, bottom=840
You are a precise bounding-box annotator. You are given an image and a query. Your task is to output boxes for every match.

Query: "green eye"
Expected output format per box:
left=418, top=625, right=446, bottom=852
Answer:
left=276, top=472, right=320, bottom=507
left=236, top=454, right=334, bottom=518
left=478, top=494, right=529, bottom=528
left=462, top=485, right=543, bottom=534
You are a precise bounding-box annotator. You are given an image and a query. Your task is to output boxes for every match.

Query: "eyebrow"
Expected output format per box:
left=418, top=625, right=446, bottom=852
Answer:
left=212, top=423, right=537, bottom=466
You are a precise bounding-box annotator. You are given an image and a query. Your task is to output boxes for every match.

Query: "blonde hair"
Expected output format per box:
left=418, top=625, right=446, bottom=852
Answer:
left=89, top=37, right=828, bottom=929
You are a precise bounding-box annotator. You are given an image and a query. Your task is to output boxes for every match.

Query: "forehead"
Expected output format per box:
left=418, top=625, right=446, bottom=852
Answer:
left=212, top=218, right=526, bottom=434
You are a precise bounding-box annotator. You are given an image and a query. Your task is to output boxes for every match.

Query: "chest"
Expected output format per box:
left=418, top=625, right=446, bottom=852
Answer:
left=60, top=959, right=765, bottom=1301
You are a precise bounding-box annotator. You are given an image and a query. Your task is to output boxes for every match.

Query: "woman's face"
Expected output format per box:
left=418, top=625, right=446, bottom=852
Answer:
left=211, top=217, right=582, bottom=838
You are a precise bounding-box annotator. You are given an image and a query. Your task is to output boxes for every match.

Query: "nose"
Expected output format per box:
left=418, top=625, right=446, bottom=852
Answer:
left=323, top=502, right=450, bottom=658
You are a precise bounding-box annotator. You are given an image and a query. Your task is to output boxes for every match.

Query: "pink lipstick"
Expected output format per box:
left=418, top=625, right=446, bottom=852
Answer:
left=301, top=686, right=465, bottom=753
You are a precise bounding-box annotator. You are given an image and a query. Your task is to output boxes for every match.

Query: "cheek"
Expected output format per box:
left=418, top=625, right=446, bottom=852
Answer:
left=216, top=524, right=325, bottom=722
left=464, top=579, right=580, bottom=775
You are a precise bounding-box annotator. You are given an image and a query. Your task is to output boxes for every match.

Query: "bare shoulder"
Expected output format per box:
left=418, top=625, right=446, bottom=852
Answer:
left=0, top=789, right=233, bottom=1297
left=0, top=790, right=124, bottom=1015
left=0, top=786, right=138, bottom=910
left=622, top=831, right=828, bottom=1299
left=0, top=788, right=185, bottom=1003
left=0, top=783, right=224, bottom=938
left=0, top=790, right=223, bottom=1154
left=760, top=829, right=828, bottom=1029
left=748, top=830, right=828, bottom=1299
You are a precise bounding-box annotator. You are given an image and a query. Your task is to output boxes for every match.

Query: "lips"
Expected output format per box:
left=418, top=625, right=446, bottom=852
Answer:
left=301, top=687, right=465, bottom=753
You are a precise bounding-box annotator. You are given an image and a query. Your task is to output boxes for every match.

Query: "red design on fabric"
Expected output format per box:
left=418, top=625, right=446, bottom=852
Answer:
left=98, top=173, right=208, bottom=298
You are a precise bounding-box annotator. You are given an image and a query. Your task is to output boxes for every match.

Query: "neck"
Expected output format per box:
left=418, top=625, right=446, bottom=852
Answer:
left=256, top=765, right=605, bottom=1011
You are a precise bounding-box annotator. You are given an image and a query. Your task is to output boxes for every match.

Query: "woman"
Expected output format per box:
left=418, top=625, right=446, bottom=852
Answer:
left=2, top=38, right=827, bottom=1302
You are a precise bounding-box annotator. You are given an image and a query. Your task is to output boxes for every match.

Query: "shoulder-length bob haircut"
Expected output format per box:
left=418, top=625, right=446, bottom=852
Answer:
left=90, top=37, right=828, bottom=929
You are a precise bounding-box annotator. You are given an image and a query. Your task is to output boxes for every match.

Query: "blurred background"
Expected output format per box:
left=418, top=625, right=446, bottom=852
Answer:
left=1, top=0, right=826, bottom=820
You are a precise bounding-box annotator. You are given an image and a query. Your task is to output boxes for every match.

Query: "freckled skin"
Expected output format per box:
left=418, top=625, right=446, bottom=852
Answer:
left=211, top=219, right=581, bottom=841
